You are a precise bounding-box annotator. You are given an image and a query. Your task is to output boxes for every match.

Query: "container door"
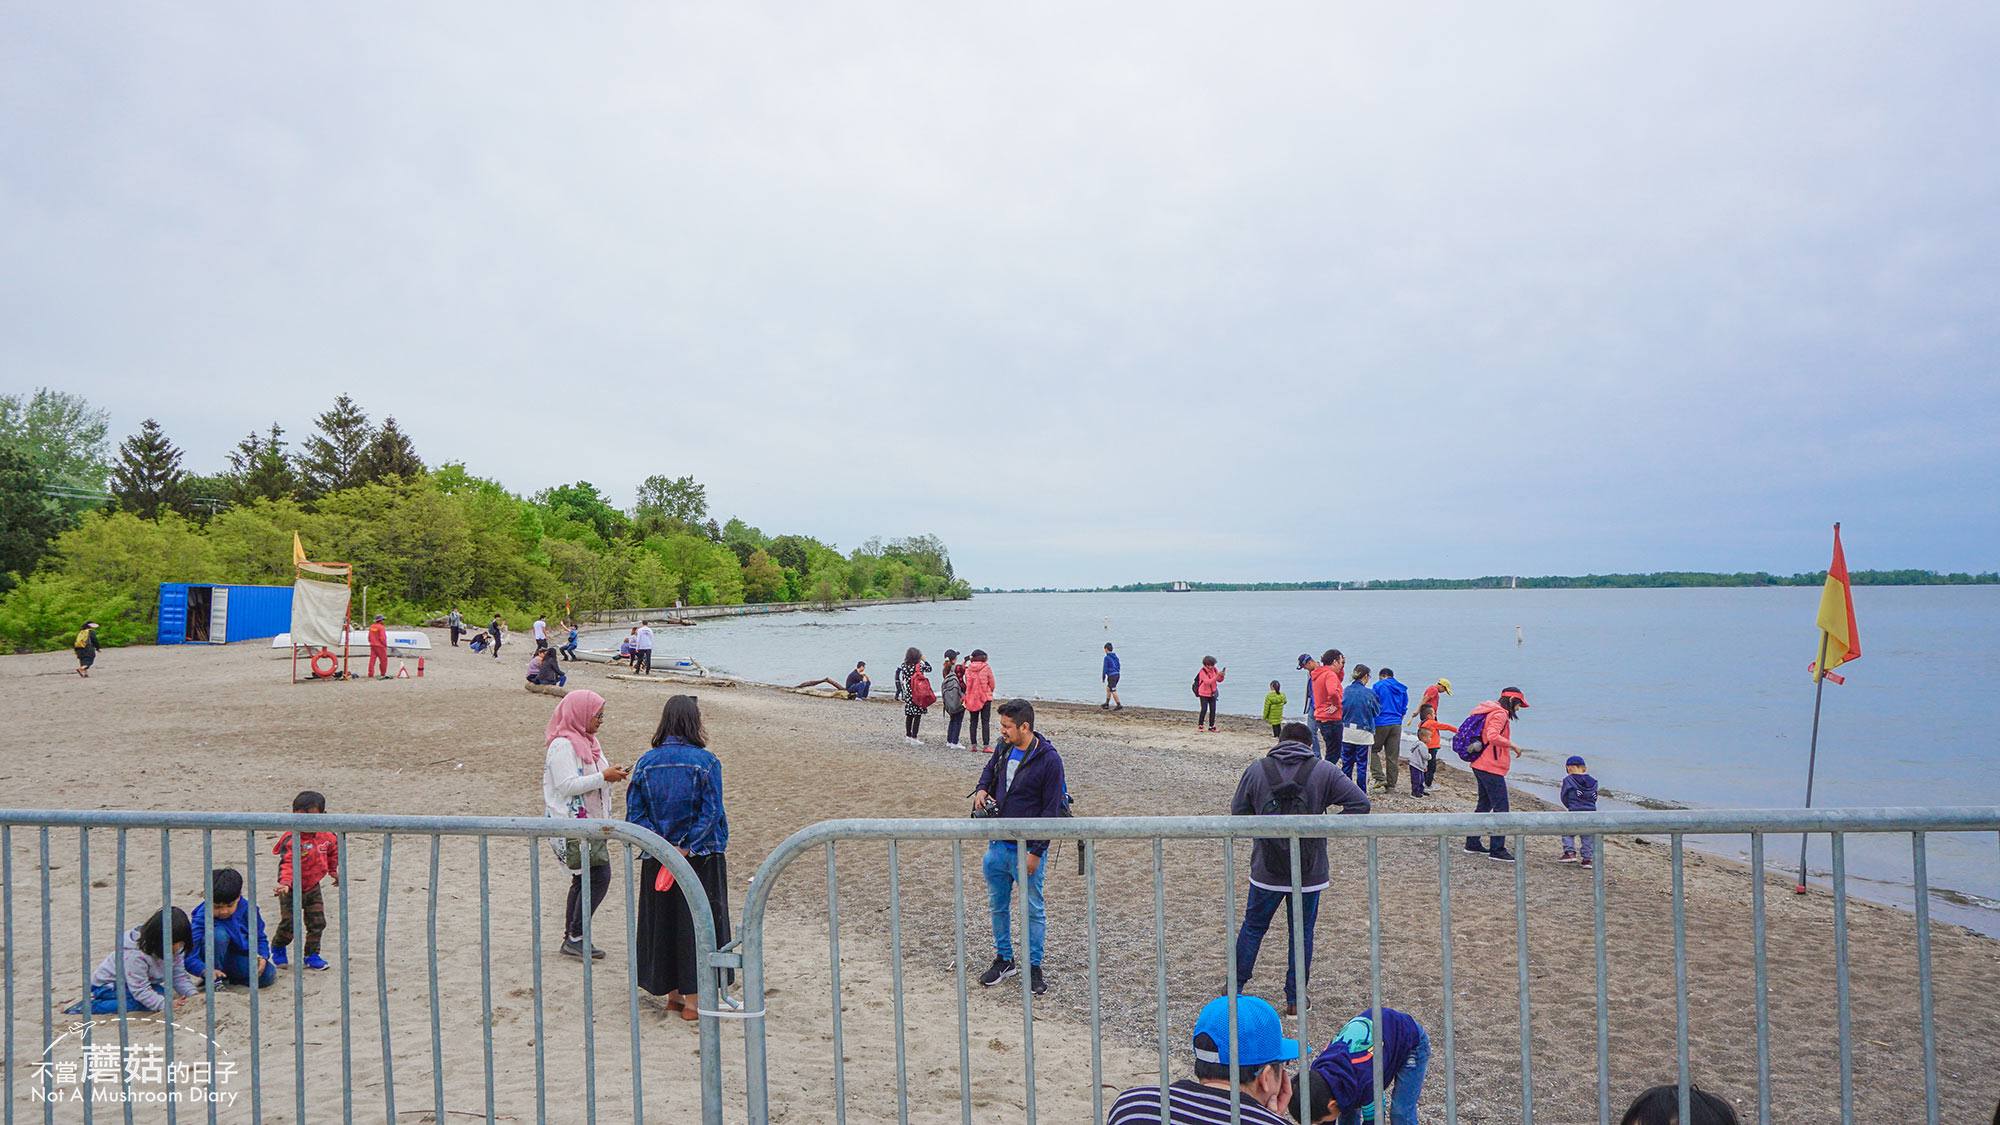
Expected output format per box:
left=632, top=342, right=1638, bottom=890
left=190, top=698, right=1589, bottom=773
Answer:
left=211, top=587, right=230, bottom=643
left=156, top=586, right=187, bottom=646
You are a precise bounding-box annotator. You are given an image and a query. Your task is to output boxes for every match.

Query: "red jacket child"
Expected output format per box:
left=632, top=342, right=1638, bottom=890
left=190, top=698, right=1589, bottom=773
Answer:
left=273, top=830, right=340, bottom=893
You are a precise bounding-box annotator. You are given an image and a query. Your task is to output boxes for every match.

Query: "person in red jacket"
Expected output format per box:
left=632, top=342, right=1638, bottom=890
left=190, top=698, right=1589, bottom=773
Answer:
left=272, top=790, right=340, bottom=970
left=1194, top=656, right=1226, bottom=731
left=1464, top=688, right=1529, bottom=862
left=1308, top=649, right=1346, bottom=760
left=365, top=614, right=390, bottom=679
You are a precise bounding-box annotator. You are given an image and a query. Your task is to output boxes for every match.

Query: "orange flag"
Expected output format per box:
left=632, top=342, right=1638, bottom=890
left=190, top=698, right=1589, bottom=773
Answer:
left=292, top=531, right=308, bottom=568
left=1809, top=523, right=1860, bottom=684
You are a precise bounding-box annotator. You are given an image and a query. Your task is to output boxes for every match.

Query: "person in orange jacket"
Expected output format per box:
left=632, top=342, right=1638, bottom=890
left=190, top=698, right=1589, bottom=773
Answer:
left=1464, top=688, right=1529, bottom=862
left=365, top=614, right=390, bottom=679
left=1407, top=703, right=1457, bottom=797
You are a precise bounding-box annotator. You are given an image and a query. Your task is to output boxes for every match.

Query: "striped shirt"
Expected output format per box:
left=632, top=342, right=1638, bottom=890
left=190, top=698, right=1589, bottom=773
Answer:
left=1108, top=1081, right=1291, bottom=1125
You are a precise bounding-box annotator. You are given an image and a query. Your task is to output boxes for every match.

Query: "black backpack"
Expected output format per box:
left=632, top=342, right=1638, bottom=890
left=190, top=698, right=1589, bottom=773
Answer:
left=1254, top=757, right=1318, bottom=883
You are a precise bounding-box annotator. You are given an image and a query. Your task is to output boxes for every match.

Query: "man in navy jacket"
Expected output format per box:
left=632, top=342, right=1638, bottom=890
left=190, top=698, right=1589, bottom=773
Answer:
left=187, top=868, right=276, bottom=988
left=969, top=698, right=1067, bottom=996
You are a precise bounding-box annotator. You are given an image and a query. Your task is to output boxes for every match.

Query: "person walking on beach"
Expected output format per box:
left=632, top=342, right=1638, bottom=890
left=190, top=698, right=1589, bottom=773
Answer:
left=626, top=695, right=731, bottom=1023
left=1339, top=665, right=1381, bottom=786
left=532, top=614, right=548, bottom=653
left=448, top=607, right=463, bottom=647
left=634, top=621, right=654, bottom=675
left=1232, top=721, right=1369, bottom=1016
left=1310, top=650, right=1346, bottom=761
left=970, top=699, right=1066, bottom=996
left=489, top=614, right=505, bottom=659
left=941, top=651, right=968, bottom=749
left=73, top=621, right=100, bottom=677
left=543, top=689, right=627, bottom=958
left=894, top=647, right=934, bottom=744
left=1194, top=656, right=1226, bottom=732
left=366, top=614, right=390, bottom=679
left=1559, top=755, right=1599, bottom=869
left=1102, top=643, right=1123, bottom=710
left=1370, top=668, right=1409, bottom=793
left=961, top=649, right=996, bottom=751
left=1463, top=688, right=1529, bottom=862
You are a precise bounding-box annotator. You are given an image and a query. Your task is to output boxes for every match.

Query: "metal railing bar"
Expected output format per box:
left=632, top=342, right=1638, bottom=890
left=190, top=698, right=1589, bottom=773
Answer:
left=1833, top=834, right=1853, bottom=1125
left=1594, top=829, right=1609, bottom=1125
left=1751, top=834, right=1770, bottom=1125
left=80, top=828, right=95, bottom=1125
left=338, top=833, right=353, bottom=1125
left=1016, top=839, right=1036, bottom=1125
left=162, top=827, right=178, bottom=1125
left=950, top=839, right=967, bottom=1125
left=1085, top=840, right=1103, bottom=1125
left=1288, top=836, right=1307, bottom=1058
left=1154, top=839, right=1169, bottom=1124
left=245, top=829, right=261, bottom=1124
left=1673, top=834, right=1688, bottom=1125
left=479, top=837, right=496, bottom=1125
left=1437, top=836, right=1457, bottom=1125
left=4, top=825, right=15, bottom=1125
left=40, top=827, right=53, bottom=1125
left=830, top=842, right=849, bottom=1125
left=428, top=835, right=444, bottom=1123
left=1224, top=837, right=1240, bottom=1125
left=1516, top=831, right=1533, bottom=1125
left=1370, top=836, right=1386, bottom=1123
left=580, top=831, right=597, bottom=1125
left=289, top=823, right=306, bottom=1125
left=888, top=840, right=909, bottom=1125
left=116, top=827, right=132, bottom=1125
left=528, top=840, right=545, bottom=1125
left=202, top=832, right=218, bottom=1125
left=380, top=835, right=398, bottom=1125
left=1912, top=832, right=1938, bottom=1125
left=627, top=846, right=644, bottom=1125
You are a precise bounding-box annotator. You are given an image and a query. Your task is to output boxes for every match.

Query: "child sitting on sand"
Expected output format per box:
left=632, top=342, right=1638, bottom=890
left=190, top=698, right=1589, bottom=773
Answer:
left=70, top=906, right=200, bottom=1013
left=1263, top=681, right=1287, bottom=738
left=1560, top=755, right=1599, bottom=869
left=272, top=791, right=340, bottom=970
left=1408, top=704, right=1456, bottom=798
left=187, top=867, right=275, bottom=988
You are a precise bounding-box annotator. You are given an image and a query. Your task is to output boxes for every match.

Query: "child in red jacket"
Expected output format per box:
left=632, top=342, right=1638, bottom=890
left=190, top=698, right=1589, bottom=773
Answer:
left=272, top=790, right=340, bottom=970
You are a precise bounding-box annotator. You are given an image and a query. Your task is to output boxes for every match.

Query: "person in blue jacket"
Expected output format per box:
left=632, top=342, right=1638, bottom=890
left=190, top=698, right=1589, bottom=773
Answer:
left=1339, top=666, right=1383, bottom=788
left=1101, top=643, right=1122, bottom=710
left=1560, top=755, right=1601, bottom=868
left=1369, top=669, right=1409, bottom=793
left=186, top=868, right=275, bottom=988
left=1291, top=1006, right=1430, bottom=1124
left=626, top=695, right=731, bottom=1021
left=969, top=698, right=1067, bottom=997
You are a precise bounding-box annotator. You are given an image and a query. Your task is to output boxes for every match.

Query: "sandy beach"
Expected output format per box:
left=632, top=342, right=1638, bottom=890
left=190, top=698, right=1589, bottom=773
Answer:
left=5, top=635, right=1998, bottom=1123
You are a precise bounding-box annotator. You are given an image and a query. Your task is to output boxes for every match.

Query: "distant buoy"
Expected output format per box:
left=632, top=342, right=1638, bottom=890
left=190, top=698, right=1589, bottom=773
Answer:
left=1516, top=625, right=1524, bottom=646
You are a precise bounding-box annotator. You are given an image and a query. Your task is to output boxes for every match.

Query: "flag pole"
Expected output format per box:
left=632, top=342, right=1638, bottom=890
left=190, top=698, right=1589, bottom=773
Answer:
left=1796, top=631, right=1830, bottom=893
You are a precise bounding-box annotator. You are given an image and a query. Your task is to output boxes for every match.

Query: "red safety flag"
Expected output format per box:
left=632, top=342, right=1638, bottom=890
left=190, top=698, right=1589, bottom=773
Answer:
left=1809, top=523, right=1860, bottom=685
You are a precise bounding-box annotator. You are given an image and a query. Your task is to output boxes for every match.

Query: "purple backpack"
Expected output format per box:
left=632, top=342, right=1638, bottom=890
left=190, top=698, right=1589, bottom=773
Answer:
left=1450, top=713, right=1487, bottom=762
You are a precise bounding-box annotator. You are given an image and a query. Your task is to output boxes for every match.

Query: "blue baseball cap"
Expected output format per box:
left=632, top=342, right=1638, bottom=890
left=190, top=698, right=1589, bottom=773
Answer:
left=1566, top=755, right=1586, bottom=768
left=1296, top=653, right=1314, bottom=668
left=1192, top=995, right=1300, bottom=1067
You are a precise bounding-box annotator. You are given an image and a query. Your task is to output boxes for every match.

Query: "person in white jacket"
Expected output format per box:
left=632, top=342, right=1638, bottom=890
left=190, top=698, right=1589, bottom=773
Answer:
left=543, top=689, right=627, bottom=959
left=73, top=907, right=200, bottom=1013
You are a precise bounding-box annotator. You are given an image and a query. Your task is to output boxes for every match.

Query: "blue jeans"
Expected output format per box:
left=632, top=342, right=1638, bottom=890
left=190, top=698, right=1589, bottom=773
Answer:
left=1234, top=886, right=1320, bottom=1005
left=1562, top=833, right=1596, bottom=861
left=1340, top=737, right=1369, bottom=784
left=947, top=709, right=964, bottom=745
left=1337, top=1024, right=1430, bottom=1125
left=219, top=960, right=279, bottom=988
left=1468, top=769, right=1510, bottom=853
left=982, top=842, right=1046, bottom=966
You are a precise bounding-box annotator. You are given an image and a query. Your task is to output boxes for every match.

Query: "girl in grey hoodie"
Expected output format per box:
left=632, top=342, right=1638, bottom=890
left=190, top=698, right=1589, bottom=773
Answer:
left=73, top=907, right=200, bottom=1013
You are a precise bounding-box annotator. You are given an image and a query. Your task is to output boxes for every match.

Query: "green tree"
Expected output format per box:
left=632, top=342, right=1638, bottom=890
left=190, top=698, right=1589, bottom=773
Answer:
left=314, top=478, right=476, bottom=609
left=355, top=415, right=424, bottom=483
left=0, top=447, right=65, bottom=591
left=109, top=419, right=190, bottom=521
left=207, top=498, right=313, bottom=585
left=0, top=573, right=139, bottom=653
left=537, top=482, right=628, bottom=542
left=226, top=424, right=299, bottom=503
left=741, top=548, right=786, bottom=603
left=296, top=394, right=375, bottom=500
left=48, top=510, right=215, bottom=630
left=0, top=388, right=111, bottom=516
left=633, top=474, right=708, bottom=532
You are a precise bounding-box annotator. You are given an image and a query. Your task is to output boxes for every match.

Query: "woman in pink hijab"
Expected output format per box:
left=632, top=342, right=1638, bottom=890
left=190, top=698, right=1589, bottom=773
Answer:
left=541, top=690, right=628, bottom=959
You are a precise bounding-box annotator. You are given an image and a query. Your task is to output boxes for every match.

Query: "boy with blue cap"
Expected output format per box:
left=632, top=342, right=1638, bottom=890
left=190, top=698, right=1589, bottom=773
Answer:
left=1109, top=994, right=1300, bottom=1125
left=1559, top=755, right=1599, bottom=869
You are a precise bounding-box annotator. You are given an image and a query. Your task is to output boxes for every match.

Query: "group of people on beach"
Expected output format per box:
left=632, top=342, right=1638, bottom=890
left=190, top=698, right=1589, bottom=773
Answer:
left=892, top=647, right=998, bottom=750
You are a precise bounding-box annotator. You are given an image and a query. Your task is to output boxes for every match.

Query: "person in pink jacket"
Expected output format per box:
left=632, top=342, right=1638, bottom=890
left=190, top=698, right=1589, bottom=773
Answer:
left=960, top=650, right=997, bottom=752
left=1194, top=656, right=1226, bottom=732
left=1464, top=687, right=1529, bottom=862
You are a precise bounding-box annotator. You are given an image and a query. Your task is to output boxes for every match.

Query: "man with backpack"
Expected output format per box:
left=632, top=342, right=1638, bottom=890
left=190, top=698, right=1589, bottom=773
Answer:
left=1231, top=721, right=1370, bottom=1016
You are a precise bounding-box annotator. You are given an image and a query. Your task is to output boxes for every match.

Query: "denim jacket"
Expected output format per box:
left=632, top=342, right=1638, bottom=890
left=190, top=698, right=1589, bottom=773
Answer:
left=625, top=737, right=728, bottom=855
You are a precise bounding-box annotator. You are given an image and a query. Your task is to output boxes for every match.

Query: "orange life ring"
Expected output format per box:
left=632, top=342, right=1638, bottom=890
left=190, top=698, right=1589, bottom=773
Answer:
left=311, top=648, right=338, bottom=677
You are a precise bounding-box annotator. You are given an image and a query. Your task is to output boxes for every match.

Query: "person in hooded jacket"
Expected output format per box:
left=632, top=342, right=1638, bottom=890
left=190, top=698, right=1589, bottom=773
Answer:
left=1292, top=1006, right=1430, bottom=1124
left=1232, top=721, right=1370, bottom=1016
left=960, top=649, right=997, bottom=751
left=940, top=651, right=968, bottom=749
left=1559, top=754, right=1599, bottom=868
left=969, top=698, right=1066, bottom=995
left=1463, top=688, right=1529, bottom=862
left=1308, top=650, right=1346, bottom=761
left=1339, top=666, right=1382, bottom=787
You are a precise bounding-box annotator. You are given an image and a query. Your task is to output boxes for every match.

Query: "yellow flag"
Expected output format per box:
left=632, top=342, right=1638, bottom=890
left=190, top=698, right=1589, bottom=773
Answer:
left=1811, top=524, right=1860, bottom=683
left=293, top=531, right=307, bottom=568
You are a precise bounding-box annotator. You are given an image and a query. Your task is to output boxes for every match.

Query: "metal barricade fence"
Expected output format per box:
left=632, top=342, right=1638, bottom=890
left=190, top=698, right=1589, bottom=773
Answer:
left=737, top=807, right=2000, bottom=1125
left=0, top=811, right=726, bottom=1125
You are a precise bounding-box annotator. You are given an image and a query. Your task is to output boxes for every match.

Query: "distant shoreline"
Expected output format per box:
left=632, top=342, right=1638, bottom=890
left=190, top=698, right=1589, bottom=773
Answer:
left=978, top=568, right=1999, bottom=594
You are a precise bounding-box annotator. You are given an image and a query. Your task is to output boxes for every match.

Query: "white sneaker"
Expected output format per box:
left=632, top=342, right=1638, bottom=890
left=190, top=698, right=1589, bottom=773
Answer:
left=911, top=737, right=925, bottom=745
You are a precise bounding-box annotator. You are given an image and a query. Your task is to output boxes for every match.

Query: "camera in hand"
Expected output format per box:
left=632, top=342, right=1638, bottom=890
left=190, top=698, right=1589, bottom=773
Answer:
left=971, top=797, right=1000, bottom=819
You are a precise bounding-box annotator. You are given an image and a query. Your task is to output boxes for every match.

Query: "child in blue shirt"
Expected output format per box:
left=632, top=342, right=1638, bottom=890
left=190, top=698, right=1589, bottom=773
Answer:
left=1291, top=1006, right=1430, bottom=1124
left=1560, top=755, right=1600, bottom=869
left=187, top=867, right=276, bottom=988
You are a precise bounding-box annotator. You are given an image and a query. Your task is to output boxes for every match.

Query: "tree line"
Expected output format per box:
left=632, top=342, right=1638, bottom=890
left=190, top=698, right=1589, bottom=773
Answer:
left=989, top=568, right=1999, bottom=594
left=0, top=388, right=969, bottom=652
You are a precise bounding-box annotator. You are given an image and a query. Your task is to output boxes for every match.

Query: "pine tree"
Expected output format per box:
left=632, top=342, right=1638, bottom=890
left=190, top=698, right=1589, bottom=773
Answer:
left=108, top=419, right=189, bottom=521
left=0, top=447, right=65, bottom=591
left=295, top=395, right=374, bottom=500
left=226, top=423, right=298, bottom=502
left=354, top=415, right=424, bottom=483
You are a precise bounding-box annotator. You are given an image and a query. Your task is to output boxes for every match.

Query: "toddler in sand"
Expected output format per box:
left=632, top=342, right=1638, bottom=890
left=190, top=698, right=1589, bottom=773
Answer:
left=1408, top=703, right=1456, bottom=797
left=272, top=790, right=341, bottom=970
left=1560, top=755, right=1600, bottom=869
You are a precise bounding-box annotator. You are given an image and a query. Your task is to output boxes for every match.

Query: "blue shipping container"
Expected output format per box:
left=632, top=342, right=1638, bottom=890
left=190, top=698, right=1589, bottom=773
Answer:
left=156, top=583, right=295, bottom=645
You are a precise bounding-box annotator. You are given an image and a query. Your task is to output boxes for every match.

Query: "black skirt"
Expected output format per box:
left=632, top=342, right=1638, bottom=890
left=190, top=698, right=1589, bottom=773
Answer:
left=636, top=853, right=731, bottom=997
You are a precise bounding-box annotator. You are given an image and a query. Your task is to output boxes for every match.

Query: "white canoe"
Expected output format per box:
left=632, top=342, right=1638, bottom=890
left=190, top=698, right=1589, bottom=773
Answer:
left=573, top=649, right=708, bottom=674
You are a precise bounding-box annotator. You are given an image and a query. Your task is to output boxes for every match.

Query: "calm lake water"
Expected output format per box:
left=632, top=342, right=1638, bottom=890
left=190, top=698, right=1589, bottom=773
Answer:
left=591, top=587, right=2000, bottom=931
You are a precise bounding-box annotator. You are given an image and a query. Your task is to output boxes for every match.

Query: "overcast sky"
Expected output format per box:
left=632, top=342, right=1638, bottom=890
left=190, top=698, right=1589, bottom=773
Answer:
left=4, top=5, right=1996, bottom=587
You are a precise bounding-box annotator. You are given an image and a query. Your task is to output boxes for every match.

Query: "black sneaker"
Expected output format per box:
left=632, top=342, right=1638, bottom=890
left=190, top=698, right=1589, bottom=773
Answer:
left=1487, top=848, right=1517, bottom=863
left=1030, top=966, right=1048, bottom=995
left=559, top=937, right=607, bottom=960
left=1463, top=842, right=1488, bottom=855
left=978, top=956, right=1017, bottom=987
